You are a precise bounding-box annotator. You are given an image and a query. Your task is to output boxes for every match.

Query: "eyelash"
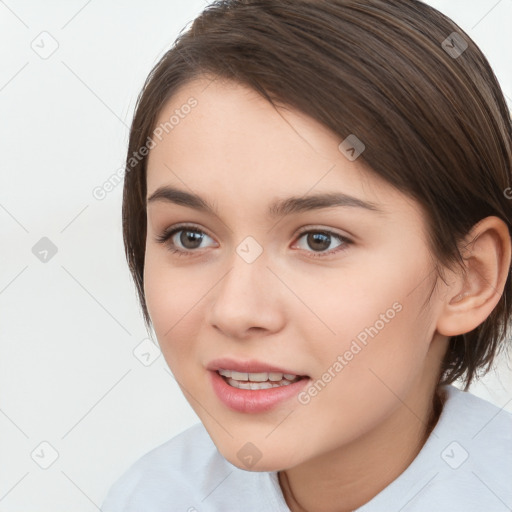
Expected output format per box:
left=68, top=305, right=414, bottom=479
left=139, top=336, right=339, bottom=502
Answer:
left=155, top=223, right=352, bottom=259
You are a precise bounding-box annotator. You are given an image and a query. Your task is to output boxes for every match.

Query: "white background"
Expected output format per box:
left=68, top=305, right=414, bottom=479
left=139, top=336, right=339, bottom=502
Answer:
left=0, top=1, right=511, bottom=510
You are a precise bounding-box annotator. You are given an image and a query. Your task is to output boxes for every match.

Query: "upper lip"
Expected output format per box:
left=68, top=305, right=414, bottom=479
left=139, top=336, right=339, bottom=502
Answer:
left=207, top=357, right=307, bottom=376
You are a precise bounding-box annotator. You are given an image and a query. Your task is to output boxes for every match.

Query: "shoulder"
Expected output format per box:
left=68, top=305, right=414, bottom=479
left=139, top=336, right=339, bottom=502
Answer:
left=415, top=386, right=512, bottom=509
left=441, top=384, right=512, bottom=447
left=101, top=422, right=286, bottom=512
left=359, top=385, right=512, bottom=512
left=430, top=386, right=512, bottom=508
left=101, top=423, right=221, bottom=511
left=122, top=421, right=218, bottom=475
left=442, top=385, right=512, bottom=466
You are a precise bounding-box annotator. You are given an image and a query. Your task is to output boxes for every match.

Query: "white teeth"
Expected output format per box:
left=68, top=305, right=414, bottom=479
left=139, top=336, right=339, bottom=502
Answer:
left=249, top=372, right=269, bottom=382
left=218, top=369, right=299, bottom=382
left=226, top=378, right=284, bottom=390
left=219, top=368, right=303, bottom=390
left=231, top=371, right=249, bottom=380
left=248, top=381, right=273, bottom=390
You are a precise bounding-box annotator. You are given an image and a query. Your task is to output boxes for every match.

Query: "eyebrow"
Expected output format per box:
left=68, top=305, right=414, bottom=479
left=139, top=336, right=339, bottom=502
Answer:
left=146, top=186, right=381, bottom=218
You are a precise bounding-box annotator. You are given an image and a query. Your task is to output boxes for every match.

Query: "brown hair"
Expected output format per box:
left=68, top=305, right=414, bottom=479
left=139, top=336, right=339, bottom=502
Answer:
left=122, top=0, right=512, bottom=389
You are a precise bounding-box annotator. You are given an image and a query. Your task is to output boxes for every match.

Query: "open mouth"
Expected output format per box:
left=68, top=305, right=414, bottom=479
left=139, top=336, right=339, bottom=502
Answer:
left=210, top=366, right=312, bottom=413
left=217, top=369, right=307, bottom=390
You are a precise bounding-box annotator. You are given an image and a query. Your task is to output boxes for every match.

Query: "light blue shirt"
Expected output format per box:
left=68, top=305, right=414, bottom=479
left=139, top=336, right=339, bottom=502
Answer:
left=102, top=385, right=512, bottom=511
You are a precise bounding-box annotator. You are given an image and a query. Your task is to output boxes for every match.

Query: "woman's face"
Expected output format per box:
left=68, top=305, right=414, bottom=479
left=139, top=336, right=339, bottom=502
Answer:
left=144, top=76, right=447, bottom=471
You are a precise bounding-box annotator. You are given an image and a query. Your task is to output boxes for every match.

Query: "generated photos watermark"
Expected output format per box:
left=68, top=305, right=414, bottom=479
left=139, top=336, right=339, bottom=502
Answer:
left=92, top=96, right=198, bottom=201
left=298, top=301, right=403, bottom=405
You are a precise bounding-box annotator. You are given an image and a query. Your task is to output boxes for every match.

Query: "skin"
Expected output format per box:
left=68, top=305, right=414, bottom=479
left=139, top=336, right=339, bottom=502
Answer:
left=143, top=76, right=510, bottom=512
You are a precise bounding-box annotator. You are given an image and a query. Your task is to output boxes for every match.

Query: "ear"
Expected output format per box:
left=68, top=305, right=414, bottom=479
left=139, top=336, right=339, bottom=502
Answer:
left=436, top=216, right=511, bottom=337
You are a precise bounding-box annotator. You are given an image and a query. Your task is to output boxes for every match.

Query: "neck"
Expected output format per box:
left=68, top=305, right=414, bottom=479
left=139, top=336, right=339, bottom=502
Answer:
left=278, top=380, right=445, bottom=512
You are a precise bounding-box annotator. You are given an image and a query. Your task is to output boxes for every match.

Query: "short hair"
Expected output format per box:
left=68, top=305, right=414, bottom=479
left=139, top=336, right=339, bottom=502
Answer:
left=122, top=0, right=512, bottom=389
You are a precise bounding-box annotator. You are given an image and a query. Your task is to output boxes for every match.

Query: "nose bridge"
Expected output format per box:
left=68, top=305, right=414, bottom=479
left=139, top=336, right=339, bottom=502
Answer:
left=218, top=236, right=269, bottom=305
left=207, top=235, right=283, bottom=335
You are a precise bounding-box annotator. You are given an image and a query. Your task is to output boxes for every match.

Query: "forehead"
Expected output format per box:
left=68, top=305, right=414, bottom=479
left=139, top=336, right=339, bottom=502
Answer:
left=145, top=77, right=418, bottom=219
left=148, top=76, right=343, bottom=172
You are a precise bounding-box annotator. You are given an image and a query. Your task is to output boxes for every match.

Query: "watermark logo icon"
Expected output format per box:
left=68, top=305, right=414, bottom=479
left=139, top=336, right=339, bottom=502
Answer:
left=133, top=338, right=161, bottom=366
left=236, top=236, right=263, bottom=264
left=338, top=134, right=365, bottom=161
left=441, top=441, right=469, bottom=469
left=32, top=237, right=58, bottom=263
left=237, top=442, right=262, bottom=468
left=31, top=31, right=59, bottom=60
left=442, top=32, right=468, bottom=59
left=31, top=441, right=59, bottom=469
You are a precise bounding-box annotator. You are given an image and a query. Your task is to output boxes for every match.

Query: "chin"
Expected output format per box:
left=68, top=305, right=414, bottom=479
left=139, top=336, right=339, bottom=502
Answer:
left=225, top=454, right=289, bottom=473
left=215, top=440, right=304, bottom=473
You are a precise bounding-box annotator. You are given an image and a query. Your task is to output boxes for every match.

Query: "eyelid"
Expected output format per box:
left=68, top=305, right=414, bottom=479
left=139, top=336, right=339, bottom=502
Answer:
left=155, top=222, right=217, bottom=246
left=294, top=224, right=352, bottom=239
left=291, top=226, right=352, bottom=257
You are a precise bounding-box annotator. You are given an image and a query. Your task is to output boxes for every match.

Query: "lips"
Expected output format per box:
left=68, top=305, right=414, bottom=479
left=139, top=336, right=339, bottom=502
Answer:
left=206, top=357, right=307, bottom=376
left=209, top=369, right=310, bottom=413
left=206, top=357, right=310, bottom=413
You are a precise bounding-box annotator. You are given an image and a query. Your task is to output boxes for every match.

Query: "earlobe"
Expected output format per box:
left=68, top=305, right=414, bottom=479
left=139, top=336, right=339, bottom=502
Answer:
left=436, top=216, right=511, bottom=337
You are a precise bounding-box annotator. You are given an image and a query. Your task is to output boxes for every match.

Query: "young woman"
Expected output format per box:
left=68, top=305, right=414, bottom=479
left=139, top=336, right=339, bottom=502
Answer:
left=102, top=0, right=512, bottom=510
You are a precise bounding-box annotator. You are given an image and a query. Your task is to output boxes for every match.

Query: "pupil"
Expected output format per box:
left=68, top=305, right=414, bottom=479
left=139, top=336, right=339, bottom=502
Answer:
left=308, top=232, right=329, bottom=251
left=181, top=230, right=203, bottom=249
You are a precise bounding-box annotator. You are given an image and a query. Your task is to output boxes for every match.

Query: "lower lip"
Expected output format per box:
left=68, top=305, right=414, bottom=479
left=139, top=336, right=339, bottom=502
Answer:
left=209, top=370, right=310, bottom=413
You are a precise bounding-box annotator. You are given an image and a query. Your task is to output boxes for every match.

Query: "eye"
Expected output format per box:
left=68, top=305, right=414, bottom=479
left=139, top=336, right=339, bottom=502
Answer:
left=155, top=224, right=216, bottom=256
left=292, top=228, right=351, bottom=258
left=155, top=224, right=352, bottom=259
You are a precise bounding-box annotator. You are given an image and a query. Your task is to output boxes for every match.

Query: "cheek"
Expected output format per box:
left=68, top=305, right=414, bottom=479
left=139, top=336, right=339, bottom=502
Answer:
left=143, top=250, right=211, bottom=364
left=282, top=308, right=434, bottom=466
left=302, top=251, right=435, bottom=391
left=299, top=266, right=435, bottom=425
left=304, top=254, right=431, bottom=359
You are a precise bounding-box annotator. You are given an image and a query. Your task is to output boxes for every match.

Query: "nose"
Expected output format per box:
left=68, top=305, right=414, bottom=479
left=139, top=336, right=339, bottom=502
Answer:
left=206, top=250, right=286, bottom=340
